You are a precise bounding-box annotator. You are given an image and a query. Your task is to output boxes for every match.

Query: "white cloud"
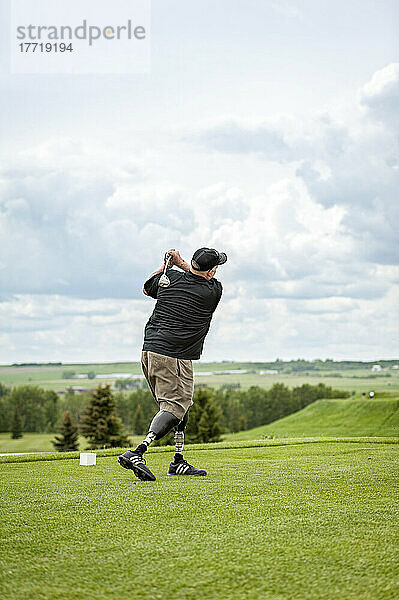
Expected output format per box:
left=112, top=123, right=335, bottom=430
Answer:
left=1, top=65, right=398, bottom=361
left=207, top=284, right=399, bottom=361
left=189, top=64, right=399, bottom=270
left=270, top=1, right=301, bottom=19
left=0, top=294, right=152, bottom=362
left=189, top=118, right=293, bottom=162
left=1, top=137, right=358, bottom=302
left=359, top=62, right=399, bottom=127
left=0, top=144, right=197, bottom=298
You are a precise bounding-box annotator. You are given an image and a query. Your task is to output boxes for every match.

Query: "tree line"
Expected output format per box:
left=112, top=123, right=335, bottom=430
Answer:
left=0, top=380, right=350, bottom=444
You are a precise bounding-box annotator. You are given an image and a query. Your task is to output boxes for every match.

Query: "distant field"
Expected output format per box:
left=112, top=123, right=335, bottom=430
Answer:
left=1, top=362, right=398, bottom=393
left=226, top=395, right=399, bottom=441
left=196, top=371, right=399, bottom=392
left=0, top=362, right=144, bottom=392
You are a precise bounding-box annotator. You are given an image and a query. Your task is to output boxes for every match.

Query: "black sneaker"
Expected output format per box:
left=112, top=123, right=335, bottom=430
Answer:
left=168, top=459, right=207, bottom=476
left=118, top=450, right=156, bottom=482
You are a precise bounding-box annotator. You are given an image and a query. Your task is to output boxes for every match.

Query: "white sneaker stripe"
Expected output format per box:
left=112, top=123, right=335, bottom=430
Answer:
left=175, top=463, right=191, bottom=474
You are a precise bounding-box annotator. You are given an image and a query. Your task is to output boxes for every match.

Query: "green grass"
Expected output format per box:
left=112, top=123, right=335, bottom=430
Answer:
left=227, top=396, right=399, bottom=441
left=0, top=440, right=398, bottom=600
left=1, top=437, right=398, bottom=465
left=0, top=433, right=141, bottom=454
left=0, top=433, right=82, bottom=453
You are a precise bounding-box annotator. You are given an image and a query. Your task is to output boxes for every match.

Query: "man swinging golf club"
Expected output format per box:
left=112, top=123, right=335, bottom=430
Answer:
left=118, top=247, right=227, bottom=481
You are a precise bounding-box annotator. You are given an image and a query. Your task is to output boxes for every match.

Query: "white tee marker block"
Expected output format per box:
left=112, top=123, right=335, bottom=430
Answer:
left=80, top=453, right=96, bottom=466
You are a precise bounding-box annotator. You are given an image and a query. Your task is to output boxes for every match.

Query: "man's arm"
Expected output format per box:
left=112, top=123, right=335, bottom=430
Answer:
left=143, top=250, right=190, bottom=296
left=143, top=265, right=164, bottom=296
left=142, top=250, right=190, bottom=297
left=167, top=250, right=190, bottom=273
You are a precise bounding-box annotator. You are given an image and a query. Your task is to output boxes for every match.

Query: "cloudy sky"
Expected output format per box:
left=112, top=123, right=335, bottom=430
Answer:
left=0, top=0, right=398, bottom=363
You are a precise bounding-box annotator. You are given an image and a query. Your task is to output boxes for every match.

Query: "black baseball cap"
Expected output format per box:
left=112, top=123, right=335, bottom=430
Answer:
left=191, top=247, right=227, bottom=271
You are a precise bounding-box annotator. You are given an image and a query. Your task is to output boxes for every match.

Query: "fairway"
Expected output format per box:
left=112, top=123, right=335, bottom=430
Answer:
left=1, top=441, right=398, bottom=600
left=0, top=433, right=140, bottom=454
left=0, top=433, right=85, bottom=453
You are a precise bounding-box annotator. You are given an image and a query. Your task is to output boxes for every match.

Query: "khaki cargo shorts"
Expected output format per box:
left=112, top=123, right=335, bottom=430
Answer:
left=141, top=351, right=194, bottom=420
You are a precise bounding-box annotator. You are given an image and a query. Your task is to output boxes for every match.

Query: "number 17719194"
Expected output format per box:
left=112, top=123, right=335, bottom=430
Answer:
left=19, top=42, right=73, bottom=52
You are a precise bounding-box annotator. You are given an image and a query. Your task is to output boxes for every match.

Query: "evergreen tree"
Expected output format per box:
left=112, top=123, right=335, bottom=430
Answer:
left=44, top=390, right=60, bottom=432
left=229, top=401, right=247, bottom=433
left=80, top=384, right=129, bottom=449
left=242, top=386, right=269, bottom=429
left=0, top=383, right=11, bottom=433
left=0, top=382, right=11, bottom=398
left=60, top=388, right=88, bottom=426
left=186, top=387, right=222, bottom=443
left=132, top=403, right=146, bottom=435
left=52, top=411, right=79, bottom=452
left=267, top=382, right=292, bottom=421
left=11, top=405, right=23, bottom=439
left=8, top=385, right=60, bottom=433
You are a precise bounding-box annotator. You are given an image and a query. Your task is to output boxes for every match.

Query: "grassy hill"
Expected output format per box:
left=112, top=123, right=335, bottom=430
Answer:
left=227, top=396, right=399, bottom=440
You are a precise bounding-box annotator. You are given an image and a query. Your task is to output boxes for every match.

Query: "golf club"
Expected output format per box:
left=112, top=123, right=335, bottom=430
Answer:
left=159, top=254, right=172, bottom=287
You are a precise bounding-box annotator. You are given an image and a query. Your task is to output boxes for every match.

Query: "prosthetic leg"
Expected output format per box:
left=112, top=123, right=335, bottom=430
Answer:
left=118, top=407, right=205, bottom=479
left=134, top=409, right=180, bottom=455
left=118, top=408, right=180, bottom=481
left=173, top=409, right=189, bottom=461
left=168, top=411, right=207, bottom=476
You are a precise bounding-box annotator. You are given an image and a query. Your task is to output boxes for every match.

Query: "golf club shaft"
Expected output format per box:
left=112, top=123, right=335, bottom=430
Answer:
left=163, top=255, right=172, bottom=274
